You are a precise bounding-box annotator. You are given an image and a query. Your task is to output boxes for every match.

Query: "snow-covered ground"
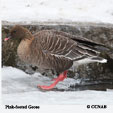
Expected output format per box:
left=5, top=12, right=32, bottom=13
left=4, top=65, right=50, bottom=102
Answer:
left=1, top=0, right=113, bottom=24
left=2, top=67, right=113, bottom=105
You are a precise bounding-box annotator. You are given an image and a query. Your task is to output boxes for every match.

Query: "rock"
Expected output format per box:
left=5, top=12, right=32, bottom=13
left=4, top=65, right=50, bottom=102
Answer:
left=2, top=22, right=113, bottom=81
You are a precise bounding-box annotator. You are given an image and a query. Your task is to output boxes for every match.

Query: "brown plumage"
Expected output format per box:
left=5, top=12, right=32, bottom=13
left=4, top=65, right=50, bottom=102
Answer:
left=5, top=25, right=107, bottom=90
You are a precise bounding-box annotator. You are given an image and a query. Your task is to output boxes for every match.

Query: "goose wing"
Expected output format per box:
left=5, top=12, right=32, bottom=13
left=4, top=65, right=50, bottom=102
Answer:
left=34, top=30, right=99, bottom=61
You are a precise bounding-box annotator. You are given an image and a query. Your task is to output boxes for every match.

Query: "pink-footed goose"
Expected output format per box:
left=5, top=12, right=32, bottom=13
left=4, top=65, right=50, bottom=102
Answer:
left=5, top=25, right=107, bottom=90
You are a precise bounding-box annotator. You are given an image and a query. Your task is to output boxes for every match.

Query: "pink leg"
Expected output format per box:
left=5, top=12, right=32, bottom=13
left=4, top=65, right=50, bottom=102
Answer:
left=52, top=71, right=67, bottom=81
left=38, top=71, right=68, bottom=90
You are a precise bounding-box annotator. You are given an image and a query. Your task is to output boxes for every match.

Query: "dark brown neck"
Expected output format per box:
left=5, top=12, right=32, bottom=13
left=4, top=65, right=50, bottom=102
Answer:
left=24, top=30, right=33, bottom=40
left=17, top=30, right=34, bottom=62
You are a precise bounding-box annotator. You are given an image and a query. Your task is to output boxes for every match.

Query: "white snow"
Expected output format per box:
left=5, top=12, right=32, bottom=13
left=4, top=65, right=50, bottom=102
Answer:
left=2, top=66, right=113, bottom=105
left=1, top=0, right=113, bottom=24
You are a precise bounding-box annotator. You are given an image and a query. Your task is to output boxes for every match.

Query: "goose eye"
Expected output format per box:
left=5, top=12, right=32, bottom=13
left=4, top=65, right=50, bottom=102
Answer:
left=13, top=30, right=16, bottom=33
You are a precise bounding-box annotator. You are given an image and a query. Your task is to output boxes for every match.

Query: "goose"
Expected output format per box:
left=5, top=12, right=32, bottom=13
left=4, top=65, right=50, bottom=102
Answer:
left=5, top=25, right=107, bottom=90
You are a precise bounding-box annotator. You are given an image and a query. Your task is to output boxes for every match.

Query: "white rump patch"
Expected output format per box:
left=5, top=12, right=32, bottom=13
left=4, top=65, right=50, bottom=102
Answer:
left=98, top=59, right=107, bottom=63
left=73, top=57, right=107, bottom=66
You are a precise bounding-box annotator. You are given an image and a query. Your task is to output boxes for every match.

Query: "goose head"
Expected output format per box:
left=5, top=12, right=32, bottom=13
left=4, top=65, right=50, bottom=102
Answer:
left=4, top=25, right=31, bottom=41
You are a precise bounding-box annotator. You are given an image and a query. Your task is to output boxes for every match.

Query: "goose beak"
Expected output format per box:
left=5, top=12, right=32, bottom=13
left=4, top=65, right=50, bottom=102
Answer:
left=4, top=34, right=11, bottom=41
left=4, top=37, right=10, bottom=41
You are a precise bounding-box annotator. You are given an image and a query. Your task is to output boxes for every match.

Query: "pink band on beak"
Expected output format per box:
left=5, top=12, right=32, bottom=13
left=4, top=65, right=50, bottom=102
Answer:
left=4, top=38, right=10, bottom=41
